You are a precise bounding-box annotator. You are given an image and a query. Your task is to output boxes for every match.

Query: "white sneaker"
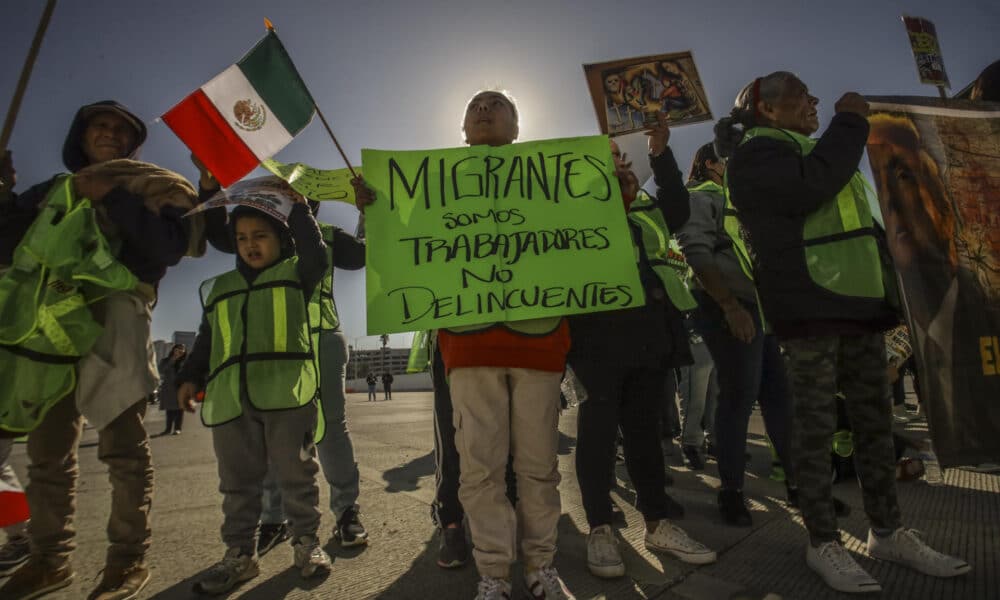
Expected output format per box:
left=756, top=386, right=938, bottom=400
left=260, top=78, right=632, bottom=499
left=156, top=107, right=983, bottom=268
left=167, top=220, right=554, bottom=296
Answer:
left=806, top=541, right=881, bottom=594
left=292, top=535, right=332, bottom=578
left=587, top=525, right=625, bottom=578
left=644, top=520, right=717, bottom=564
left=524, top=566, right=575, bottom=599
left=867, top=528, right=971, bottom=577
left=193, top=547, right=260, bottom=594
left=474, top=576, right=512, bottom=600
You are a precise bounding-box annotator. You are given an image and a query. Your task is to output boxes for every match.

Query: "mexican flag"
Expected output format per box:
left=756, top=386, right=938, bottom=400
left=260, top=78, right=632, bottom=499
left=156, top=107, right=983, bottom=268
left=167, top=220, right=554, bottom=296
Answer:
left=163, top=32, right=315, bottom=187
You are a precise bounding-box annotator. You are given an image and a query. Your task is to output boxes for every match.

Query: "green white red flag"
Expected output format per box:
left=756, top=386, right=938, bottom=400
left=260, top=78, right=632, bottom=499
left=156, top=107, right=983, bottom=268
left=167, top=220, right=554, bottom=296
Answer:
left=163, top=32, right=315, bottom=187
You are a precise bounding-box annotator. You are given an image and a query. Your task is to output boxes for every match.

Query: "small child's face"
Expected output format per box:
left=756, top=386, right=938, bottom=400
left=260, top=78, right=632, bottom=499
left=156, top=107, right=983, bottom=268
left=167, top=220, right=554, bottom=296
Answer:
left=235, top=216, right=281, bottom=269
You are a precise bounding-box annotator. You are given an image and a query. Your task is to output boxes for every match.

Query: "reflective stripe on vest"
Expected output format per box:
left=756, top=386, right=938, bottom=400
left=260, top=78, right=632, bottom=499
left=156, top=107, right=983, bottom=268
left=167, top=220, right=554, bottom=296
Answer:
left=628, top=191, right=697, bottom=311
left=740, top=127, right=884, bottom=300
left=199, top=257, right=318, bottom=426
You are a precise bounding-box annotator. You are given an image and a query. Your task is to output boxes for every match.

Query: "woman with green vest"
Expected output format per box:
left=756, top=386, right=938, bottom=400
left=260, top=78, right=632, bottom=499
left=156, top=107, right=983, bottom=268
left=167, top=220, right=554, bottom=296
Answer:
left=175, top=197, right=332, bottom=594
left=569, top=118, right=716, bottom=581
left=716, top=71, right=969, bottom=594
left=676, top=141, right=811, bottom=527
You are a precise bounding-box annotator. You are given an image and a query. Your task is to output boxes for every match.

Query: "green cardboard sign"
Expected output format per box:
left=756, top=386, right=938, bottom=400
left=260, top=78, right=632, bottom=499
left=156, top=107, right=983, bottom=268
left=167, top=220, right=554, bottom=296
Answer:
left=362, top=135, right=644, bottom=334
left=261, top=159, right=360, bottom=204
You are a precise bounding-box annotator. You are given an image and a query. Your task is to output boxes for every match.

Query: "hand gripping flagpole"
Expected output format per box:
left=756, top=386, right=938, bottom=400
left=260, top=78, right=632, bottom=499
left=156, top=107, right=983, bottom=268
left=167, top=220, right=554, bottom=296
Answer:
left=264, top=18, right=359, bottom=180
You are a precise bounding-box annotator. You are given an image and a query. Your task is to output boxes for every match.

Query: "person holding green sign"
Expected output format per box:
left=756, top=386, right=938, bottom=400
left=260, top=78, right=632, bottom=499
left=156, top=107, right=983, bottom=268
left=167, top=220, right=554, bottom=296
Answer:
left=567, top=117, right=717, bottom=580
left=354, top=89, right=574, bottom=600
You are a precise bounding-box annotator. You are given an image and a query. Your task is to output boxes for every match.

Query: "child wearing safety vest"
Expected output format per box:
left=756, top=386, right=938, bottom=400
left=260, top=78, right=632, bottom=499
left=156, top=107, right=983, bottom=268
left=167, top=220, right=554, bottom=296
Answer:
left=176, top=196, right=331, bottom=595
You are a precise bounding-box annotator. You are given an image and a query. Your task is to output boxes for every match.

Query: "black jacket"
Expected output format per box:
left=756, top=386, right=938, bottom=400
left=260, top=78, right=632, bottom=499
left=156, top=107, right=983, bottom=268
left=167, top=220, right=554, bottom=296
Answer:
left=726, top=113, right=896, bottom=338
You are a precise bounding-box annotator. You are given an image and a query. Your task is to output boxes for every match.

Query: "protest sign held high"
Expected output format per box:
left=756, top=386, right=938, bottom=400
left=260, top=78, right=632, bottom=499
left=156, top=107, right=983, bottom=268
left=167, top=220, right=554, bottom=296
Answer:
left=184, top=176, right=297, bottom=221
left=361, top=135, right=644, bottom=334
left=262, top=159, right=360, bottom=204
left=866, top=96, right=1000, bottom=467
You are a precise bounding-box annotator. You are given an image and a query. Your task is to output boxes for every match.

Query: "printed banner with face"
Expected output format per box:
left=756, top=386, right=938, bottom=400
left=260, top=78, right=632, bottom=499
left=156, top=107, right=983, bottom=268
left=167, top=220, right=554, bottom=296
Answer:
left=261, top=159, right=361, bottom=204
left=361, top=135, right=644, bottom=334
left=583, top=51, right=712, bottom=137
left=866, top=96, right=1000, bottom=467
left=184, top=176, right=296, bottom=221
left=901, top=16, right=950, bottom=87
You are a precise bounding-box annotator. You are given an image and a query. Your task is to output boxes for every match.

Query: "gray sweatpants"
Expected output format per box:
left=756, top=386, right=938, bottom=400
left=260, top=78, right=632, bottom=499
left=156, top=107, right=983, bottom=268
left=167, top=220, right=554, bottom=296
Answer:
left=211, top=398, right=321, bottom=554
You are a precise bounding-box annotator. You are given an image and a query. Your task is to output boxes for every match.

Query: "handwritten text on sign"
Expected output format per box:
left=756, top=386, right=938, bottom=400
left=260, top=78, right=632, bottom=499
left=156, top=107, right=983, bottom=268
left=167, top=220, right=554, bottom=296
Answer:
left=361, top=135, right=644, bottom=334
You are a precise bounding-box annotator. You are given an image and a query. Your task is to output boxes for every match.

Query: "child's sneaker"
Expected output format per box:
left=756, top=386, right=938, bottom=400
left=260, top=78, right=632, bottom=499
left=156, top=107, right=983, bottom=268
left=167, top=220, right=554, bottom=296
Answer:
left=807, top=540, right=880, bottom=593
left=0, top=534, right=31, bottom=576
left=193, top=548, right=258, bottom=595
left=334, top=506, right=368, bottom=547
left=474, top=575, right=512, bottom=600
left=524, top=566, right=575, bottom=599
left=257, top=521, right=290, bottom=556
left=644, top=520, right=717, bottom=564
left=867, top=528, right=970, bottom=577
left=292, top=535, right=332, bottom=578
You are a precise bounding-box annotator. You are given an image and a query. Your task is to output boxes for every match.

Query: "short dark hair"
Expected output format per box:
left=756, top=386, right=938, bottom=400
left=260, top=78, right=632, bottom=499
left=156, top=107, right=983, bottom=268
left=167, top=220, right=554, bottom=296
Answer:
left=688, top=142, right=720, bottom=182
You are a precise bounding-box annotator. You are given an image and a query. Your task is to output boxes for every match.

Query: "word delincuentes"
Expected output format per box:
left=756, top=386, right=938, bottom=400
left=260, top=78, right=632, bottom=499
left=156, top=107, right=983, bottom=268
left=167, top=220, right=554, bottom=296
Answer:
left=389, top=281, right=635, bottom=325
left=385, top=150, right=613, bottom=210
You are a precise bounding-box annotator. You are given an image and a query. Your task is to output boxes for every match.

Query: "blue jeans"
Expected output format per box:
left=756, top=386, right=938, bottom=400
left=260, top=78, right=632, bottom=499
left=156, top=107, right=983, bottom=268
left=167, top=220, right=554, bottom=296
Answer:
left=677, top=332, right=718, bottom=448
left=261, top=330, right=361, bottom=523
left=691, top=290, right=793, bottom=491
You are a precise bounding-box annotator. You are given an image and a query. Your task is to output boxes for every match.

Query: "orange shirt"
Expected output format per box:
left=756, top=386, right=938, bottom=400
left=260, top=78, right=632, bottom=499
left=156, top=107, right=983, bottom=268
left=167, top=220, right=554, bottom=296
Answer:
left=437, top=320, right=571, bottom=374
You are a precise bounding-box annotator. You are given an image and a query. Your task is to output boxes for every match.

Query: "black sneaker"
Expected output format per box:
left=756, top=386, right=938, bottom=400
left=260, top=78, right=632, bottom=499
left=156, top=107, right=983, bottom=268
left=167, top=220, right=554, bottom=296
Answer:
left=257, top=521, right=290, bottom=556
left=718, top=489, right=752, bottom=527
left=437, top=523, right=469, bottom=568
left=335, top=507, right=368, bottom=547
left=0, top=534, right=31, bottom=576
left=682, top=445, right=704, bottom=470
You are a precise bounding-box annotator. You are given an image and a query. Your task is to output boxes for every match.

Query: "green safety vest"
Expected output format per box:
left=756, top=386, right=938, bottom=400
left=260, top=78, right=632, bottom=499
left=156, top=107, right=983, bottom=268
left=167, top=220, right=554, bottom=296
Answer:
left=739, top=127, right=886, bottom=301
left=0, top=176, right=137, bottom=433
left=692, top=178, right=757, bottom=284
left=200, top=257, right=318, bottom=426
left=308, top=223, right=341, bottom=337
left=628, top=190, right=697, bottom=311
left=407, top=330, right=431, bottom=373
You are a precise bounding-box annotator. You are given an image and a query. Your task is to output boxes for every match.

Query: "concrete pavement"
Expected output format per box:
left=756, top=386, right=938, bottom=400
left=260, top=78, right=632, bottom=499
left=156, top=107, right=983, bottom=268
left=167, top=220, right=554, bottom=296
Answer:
left=3, top=391, right=997, bottom=599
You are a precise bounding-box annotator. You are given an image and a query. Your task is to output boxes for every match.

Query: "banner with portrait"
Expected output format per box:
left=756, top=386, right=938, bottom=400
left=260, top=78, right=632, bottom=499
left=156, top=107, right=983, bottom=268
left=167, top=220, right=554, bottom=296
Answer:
left=866, top=96, right=1000, bottom=467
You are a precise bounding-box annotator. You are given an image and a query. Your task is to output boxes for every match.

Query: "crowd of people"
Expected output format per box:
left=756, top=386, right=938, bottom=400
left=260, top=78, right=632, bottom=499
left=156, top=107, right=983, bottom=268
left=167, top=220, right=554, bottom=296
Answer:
left=1, top=59, right=997, bottom=600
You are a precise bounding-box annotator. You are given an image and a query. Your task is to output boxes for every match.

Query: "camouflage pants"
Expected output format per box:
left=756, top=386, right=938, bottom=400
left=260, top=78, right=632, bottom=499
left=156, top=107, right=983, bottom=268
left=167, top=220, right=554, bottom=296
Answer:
left=784, top=332, right=902, bottom=545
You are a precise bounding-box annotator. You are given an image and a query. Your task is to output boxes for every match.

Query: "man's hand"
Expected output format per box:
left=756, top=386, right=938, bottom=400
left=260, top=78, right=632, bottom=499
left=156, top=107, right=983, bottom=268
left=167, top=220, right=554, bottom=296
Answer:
left=645, top=112, right=671, bottom=157
left=352, top=176, right=375, bottom=212
left=191, top=153, right=219, bottom=192
left=834, top=93, right=869, bottom=118
left=721, top=299, right=756, bottom=344
left=177, top=382, right=200, bottom=413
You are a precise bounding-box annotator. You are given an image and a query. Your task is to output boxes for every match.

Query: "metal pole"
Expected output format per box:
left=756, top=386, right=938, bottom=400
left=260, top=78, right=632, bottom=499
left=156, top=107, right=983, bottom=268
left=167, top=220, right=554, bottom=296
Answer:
left=1, top=0, right=58, bottom=151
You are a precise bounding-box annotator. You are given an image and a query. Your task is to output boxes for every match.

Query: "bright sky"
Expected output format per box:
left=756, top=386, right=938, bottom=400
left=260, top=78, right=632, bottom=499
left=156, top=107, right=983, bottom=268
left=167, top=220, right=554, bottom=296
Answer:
left=2, top=0, right=996, bottom=349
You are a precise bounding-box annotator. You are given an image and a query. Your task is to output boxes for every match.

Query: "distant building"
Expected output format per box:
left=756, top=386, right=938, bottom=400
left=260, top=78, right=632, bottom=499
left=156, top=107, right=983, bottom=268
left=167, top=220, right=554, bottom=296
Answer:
left=346, top=347, right=410, bottom=380
left=173, top=331, right=197, bottom=351
left=154, top=331, right=198, bottom=365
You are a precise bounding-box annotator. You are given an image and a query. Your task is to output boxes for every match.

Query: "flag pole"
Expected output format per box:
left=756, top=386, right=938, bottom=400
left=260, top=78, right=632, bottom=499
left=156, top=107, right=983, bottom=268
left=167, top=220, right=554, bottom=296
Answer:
left=1, top=0, right=58, bottom=152
left=264, top=18, right=359, bottom=180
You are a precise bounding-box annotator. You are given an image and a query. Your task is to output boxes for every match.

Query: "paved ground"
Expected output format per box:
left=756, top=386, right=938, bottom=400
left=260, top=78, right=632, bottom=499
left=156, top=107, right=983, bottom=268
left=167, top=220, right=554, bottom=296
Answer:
left=3, top=390, right=997, bottom=599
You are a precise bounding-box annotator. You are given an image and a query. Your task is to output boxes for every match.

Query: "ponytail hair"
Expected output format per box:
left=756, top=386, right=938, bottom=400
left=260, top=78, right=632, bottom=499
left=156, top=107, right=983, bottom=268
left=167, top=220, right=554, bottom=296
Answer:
left=687, top=142, right=719, bottom=183
left=713, top=71, right=799, bottom=159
